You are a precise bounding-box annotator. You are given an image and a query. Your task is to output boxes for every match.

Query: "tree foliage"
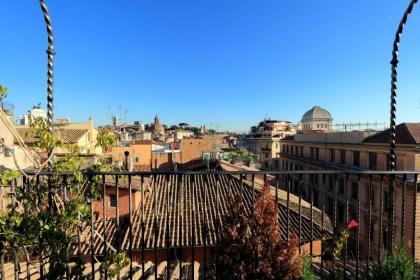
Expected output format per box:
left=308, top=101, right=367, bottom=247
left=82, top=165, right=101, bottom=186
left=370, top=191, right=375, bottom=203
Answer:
left=97, top=129, right=117, bottom=151
left=213, top=184, right=302, bottom=279
left=301, top=255, right=319, bottom=280
left=0, top=113, right=126, bottom=279
left=225, top=148, right=259, bottom=164
left=0, top=83, right=7, bottom=101
left=178, top=122, right=189, bottom=129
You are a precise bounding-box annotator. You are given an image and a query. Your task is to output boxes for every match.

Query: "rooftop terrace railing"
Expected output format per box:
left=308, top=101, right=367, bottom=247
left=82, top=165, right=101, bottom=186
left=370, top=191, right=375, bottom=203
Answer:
left=0, top=169, right=419, bottom=279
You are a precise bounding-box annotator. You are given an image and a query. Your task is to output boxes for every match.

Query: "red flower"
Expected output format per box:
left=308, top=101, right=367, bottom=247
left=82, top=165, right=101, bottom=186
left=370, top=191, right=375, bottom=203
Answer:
left=347, top=219, right=358, bottom=229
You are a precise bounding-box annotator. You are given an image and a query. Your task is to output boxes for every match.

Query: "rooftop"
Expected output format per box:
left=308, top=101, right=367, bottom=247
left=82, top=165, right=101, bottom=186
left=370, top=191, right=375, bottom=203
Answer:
left=15, top=127, right=89, bottom=145
left=363, top=123, right=420, bottom=144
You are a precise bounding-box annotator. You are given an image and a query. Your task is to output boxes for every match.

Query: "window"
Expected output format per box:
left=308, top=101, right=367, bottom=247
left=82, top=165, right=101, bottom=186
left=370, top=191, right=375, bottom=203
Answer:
left=364, top=183, right=376, bottom=207
left=290, top=146, right=294, bottom=155
left=311, top=148, right=319, bottom=159
left=327, top=198, right=334, bottom=215
left=0, top=138, right=4, bottom=153
left=338, top=178, right=345, bottom=195
left=351, top=182, right=358, bottom=200
left=383, top=229, right=391, bottom=251
left=328, top=175, right=334, bottom=191
left=330, top=149, right=335, bottom=162
left=4, top=148, right=12, bottom=157
left=314, top=189, right=320, bottom=207
left=353, top=151, right=360, bottom=167
left=340, top=150, right=346, bottom=164
left=368, top=152, right=377, bottom=170
left=110, top=194, right=117, bottom=208
left=299, top=146, right=303, bottom=157
left=337, top=203, right=344, bottom=224
left=371, top=186, right=375, bottom=205
left=384, top=191, right=392, bottom=213
left=369, top=222, right=374, bottom=241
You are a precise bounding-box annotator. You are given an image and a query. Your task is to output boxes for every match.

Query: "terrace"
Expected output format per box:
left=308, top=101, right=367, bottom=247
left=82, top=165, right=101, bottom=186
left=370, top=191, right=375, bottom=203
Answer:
left=1, top=167, right=419, bottom=279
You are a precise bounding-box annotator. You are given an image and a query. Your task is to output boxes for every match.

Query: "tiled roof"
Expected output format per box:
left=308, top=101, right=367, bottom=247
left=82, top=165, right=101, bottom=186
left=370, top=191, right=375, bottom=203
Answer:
left=363, top=123, right=420, bottom=144
left=15, top=127, right=88, bottom=145
left=122, top=174, right=332, bottom=250
left=133, top=140, right=152, bottom=145
left=78, top=174, right=332, bottom=256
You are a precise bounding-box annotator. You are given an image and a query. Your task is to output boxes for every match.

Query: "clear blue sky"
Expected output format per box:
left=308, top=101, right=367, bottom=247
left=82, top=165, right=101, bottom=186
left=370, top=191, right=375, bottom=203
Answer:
left=1, top=1, right=419, bottom=132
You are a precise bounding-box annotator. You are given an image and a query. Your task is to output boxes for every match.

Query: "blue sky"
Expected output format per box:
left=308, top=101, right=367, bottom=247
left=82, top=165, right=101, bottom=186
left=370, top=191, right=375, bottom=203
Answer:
left=1, top=1, right=419, bottom=132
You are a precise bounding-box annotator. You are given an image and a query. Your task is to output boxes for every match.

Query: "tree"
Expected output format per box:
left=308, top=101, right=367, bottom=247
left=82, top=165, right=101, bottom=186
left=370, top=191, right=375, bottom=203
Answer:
left=97, top=129, right=116, bottom=151
left=0, top=83, right=7, bottom=101
left=169, top=125, right=179, bottom=131
left=213, top=194, right=253, bottom=279
left=225, top=148, right=259, bottom=164
left=213, top=184, right=302, bottom=279
left=179, top=122, right=189, bottom=129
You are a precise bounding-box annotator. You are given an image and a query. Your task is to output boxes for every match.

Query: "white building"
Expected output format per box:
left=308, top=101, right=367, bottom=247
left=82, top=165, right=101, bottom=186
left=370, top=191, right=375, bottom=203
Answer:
left=19, top=105, right=47, bottom=125
left=301, top=106, right=333, bottom=131
left=175, top=130, right=194, bottom=141
left=0, top=109, right=38, bottom=171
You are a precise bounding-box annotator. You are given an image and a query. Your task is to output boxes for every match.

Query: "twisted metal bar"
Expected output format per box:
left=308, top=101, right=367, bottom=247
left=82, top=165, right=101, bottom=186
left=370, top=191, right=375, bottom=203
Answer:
left=389, top=0, right=417, bottom=170
left=39, top=0, right=55, bottom=136
left=389, top=0, right=417, bottom=251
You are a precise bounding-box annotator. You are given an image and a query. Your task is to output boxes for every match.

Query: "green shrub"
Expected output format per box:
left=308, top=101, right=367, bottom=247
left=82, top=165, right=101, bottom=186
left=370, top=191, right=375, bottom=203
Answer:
left=368, top=245, right=414, bottom=280
left=301, top=255, right=319, bottom=280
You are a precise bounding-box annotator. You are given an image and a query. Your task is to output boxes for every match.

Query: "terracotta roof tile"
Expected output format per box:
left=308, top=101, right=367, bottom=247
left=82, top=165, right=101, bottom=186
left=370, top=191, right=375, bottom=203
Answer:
left=16, top=127, right=88, bottom=145
left=363, top=123, right=420, bottom=144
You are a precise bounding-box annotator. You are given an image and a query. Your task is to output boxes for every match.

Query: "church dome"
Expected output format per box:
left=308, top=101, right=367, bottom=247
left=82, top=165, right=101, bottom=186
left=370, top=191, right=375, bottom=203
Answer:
left=302, top=106, right=332, bottom=121
left=154, top=123, right=165, bottom=132
left=152, top=115, right=165, bottom=134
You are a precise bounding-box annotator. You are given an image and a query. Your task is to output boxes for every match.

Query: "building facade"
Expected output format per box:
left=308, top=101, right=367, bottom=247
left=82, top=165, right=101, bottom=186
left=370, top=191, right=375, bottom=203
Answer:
left=18, top=105, right=47, bottom=126
left=239, top=120, right=297, bottom=170
left=16, top=117, right=102, bottom=166
left=275, top=123, right=420, bottom=260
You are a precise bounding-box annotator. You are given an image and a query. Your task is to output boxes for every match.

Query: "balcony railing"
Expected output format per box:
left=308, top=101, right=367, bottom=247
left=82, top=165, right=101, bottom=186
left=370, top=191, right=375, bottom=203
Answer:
left=0, top=169, right=419, bottom=279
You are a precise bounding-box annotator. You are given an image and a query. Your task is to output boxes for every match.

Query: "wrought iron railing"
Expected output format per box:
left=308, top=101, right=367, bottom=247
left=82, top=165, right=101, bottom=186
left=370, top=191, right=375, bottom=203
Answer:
left=0, top=169, right=419, bottom=279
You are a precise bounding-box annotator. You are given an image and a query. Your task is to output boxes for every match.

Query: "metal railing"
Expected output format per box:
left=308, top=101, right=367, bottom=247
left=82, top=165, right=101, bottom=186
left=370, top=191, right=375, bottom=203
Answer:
left=0, top=169, right=419, bottom=279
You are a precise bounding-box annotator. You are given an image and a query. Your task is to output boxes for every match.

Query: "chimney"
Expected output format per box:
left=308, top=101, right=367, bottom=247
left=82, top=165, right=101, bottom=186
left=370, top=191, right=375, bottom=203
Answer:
left=3, top=108, right=14, bottom=124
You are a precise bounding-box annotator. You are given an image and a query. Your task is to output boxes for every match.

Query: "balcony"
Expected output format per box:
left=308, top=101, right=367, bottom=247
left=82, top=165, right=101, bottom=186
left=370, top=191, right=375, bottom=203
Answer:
left=0, top=169, right=419, bottom=279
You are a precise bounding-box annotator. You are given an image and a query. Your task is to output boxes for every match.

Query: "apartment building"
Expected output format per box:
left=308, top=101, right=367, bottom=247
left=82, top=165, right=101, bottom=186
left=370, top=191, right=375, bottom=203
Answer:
left=275, top=123, right=420, bottom=260
left=239, top=119, right=297, bottom=170
left=109, top=140, right=153, bottom=171
left=16, top=117, right=102, bottom=166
